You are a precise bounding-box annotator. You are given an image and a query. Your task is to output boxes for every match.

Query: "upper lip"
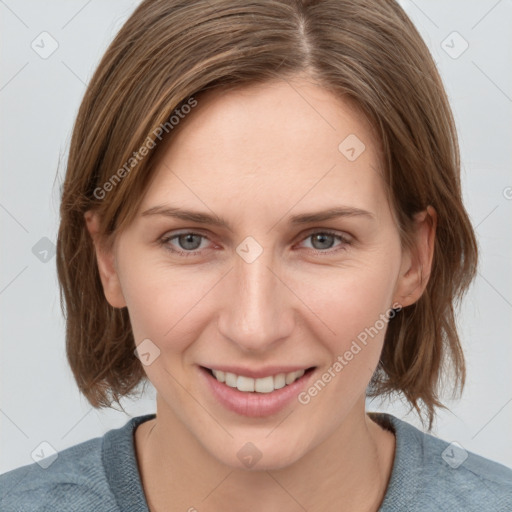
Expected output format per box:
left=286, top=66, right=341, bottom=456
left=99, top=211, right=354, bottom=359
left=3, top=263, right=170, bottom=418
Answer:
left=201, top=365, right=315, bottom=379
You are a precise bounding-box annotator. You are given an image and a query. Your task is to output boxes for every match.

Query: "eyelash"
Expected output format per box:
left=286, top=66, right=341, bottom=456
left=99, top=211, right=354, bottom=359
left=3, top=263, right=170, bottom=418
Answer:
left=158, top=229, right=352, bottom=258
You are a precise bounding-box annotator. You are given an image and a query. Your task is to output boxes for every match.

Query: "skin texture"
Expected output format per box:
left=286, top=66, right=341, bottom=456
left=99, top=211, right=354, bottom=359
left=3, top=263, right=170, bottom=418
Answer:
left=85, top=77, right=436, bottom=511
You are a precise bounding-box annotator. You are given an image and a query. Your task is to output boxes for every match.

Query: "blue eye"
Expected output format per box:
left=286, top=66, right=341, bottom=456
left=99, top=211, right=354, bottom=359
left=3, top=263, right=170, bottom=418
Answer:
left=160, top=232, right=208, bottom=257
left=159, top=230, right=351, bottom=257
left=299, top=231, right=349, bottom=252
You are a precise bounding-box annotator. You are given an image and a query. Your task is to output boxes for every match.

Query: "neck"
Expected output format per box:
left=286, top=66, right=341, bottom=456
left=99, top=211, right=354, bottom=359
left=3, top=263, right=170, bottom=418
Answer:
left=135, top=394, right=395, bottom=512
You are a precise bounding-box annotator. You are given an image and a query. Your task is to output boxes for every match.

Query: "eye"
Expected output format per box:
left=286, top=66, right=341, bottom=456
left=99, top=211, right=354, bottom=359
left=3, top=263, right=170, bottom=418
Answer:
left=297, top=230, right=351, bottom=254
left=159, top=231, right=211, bottom=257
left=158, top=229, right=352, bottom=258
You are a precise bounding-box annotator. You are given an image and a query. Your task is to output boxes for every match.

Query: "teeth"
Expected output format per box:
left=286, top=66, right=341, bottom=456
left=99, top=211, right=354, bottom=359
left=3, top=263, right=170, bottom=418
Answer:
left=273, top=373, right=286, bottom=390
left=225, top=372, right=237, bottom=388
left=211, top=368, right=306, bottom=393
left=254, top=376, right=274, bottom=393
left=285, top=371, right=297, bottom=385
left=237, top=375, right=255, bottom=392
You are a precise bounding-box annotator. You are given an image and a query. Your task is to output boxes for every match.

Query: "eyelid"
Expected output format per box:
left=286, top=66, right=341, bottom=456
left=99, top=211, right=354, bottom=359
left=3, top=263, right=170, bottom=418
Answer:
left=160, top=226, right=353, bottom=242
left=299, top=227, right=353, bottom=242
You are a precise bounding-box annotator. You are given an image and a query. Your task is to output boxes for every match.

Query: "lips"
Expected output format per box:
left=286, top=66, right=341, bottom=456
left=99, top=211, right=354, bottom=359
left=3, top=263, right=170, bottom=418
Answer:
left=199, top=365, right=316, bottom=417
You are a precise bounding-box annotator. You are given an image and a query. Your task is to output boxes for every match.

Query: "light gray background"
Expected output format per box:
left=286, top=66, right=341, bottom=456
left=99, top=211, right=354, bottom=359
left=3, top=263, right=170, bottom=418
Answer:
left=1, top=0, right=511, bottom=474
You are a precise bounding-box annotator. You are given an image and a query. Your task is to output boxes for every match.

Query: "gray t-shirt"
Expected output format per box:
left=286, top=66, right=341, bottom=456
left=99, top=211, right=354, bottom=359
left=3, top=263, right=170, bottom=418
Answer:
left=1, top=412, right=511, bottom=511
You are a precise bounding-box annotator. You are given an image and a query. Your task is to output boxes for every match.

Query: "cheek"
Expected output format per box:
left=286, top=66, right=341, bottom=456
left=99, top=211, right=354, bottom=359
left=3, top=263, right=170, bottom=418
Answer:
left=297, top=258, right=399, bottom=345
left=294, top=267, right=400, bottom=416
left=119, top=234, right=401, bottom=358
left=118, top=254, right=222, bottom=351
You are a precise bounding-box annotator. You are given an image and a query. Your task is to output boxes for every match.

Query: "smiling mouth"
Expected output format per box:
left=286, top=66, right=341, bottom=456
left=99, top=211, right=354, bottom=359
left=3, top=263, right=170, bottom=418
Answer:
left=202, top=366, right=316, bottom=393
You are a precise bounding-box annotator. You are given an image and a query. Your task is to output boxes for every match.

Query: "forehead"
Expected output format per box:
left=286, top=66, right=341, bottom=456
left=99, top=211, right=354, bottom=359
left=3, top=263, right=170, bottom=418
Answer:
left=139, top=79, right=387, bottom=222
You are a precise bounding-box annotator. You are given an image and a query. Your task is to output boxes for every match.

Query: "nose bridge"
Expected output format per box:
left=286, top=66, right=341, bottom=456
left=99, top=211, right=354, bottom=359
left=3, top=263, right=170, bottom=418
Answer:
left=218, top=236, right=293, bottom=351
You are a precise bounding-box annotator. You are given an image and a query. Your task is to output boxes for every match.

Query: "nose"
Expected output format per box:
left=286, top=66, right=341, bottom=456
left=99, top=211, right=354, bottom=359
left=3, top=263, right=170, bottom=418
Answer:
left=217, top=242, right=295, bottom=353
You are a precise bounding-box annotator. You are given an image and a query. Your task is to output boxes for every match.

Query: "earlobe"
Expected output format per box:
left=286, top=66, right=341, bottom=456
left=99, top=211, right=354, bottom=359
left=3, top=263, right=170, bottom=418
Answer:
left=84, top=210, right=127, bottom=309
left=393, top=206, right=437, bottom=308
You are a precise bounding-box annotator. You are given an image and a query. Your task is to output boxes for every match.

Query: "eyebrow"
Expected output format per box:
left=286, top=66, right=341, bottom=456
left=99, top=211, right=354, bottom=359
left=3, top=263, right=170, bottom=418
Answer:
left=140, top=205, right=375, bottom=230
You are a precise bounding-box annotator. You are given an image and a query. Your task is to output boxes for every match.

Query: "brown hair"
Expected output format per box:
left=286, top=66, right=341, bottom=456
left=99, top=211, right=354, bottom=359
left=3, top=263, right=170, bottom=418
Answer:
left=56, top=0, right=478, bottom=428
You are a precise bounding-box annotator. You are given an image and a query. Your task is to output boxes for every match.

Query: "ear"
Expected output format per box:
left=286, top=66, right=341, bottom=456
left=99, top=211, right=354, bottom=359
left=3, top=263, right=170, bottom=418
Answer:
left=393, top=206, right=437, bottom=308
left=84, top=210, right=127, bottom=308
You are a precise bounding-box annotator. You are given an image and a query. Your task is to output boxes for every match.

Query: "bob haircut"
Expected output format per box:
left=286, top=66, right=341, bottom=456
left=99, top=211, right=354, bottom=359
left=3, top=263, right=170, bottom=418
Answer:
left=56, top=0, right=478, bottom=428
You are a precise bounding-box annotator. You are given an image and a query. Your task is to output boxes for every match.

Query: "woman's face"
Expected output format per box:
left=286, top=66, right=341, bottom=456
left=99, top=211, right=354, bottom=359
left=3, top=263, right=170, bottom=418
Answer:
left=90, top=78, right=424, bottom=470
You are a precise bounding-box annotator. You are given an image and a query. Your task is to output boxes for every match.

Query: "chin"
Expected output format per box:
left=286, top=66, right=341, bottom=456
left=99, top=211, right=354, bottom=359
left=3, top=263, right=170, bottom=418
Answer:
left=205, top=433, right=309, bottom=472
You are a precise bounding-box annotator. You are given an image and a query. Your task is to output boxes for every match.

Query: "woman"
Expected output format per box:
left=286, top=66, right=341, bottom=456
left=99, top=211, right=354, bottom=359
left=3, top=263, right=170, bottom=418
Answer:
left=1, top=0, right=511, bottom=510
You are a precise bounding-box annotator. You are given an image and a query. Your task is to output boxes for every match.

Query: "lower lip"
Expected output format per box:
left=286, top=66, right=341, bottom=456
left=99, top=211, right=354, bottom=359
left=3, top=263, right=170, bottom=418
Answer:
left=199, top=366, right=316, bottom=418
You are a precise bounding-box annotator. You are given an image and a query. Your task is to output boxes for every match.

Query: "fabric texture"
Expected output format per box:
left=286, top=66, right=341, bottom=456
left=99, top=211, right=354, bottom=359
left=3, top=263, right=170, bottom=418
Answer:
left=1, top=412, right=511, bottom=511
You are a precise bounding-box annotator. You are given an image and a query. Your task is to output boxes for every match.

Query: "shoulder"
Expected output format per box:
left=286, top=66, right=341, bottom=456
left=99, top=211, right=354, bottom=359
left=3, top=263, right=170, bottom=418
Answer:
left=0, top=432, right=119, bottom=511
left=413, top=422, right=512, bottom=510
left=373, top=413, right=512, bottom=512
